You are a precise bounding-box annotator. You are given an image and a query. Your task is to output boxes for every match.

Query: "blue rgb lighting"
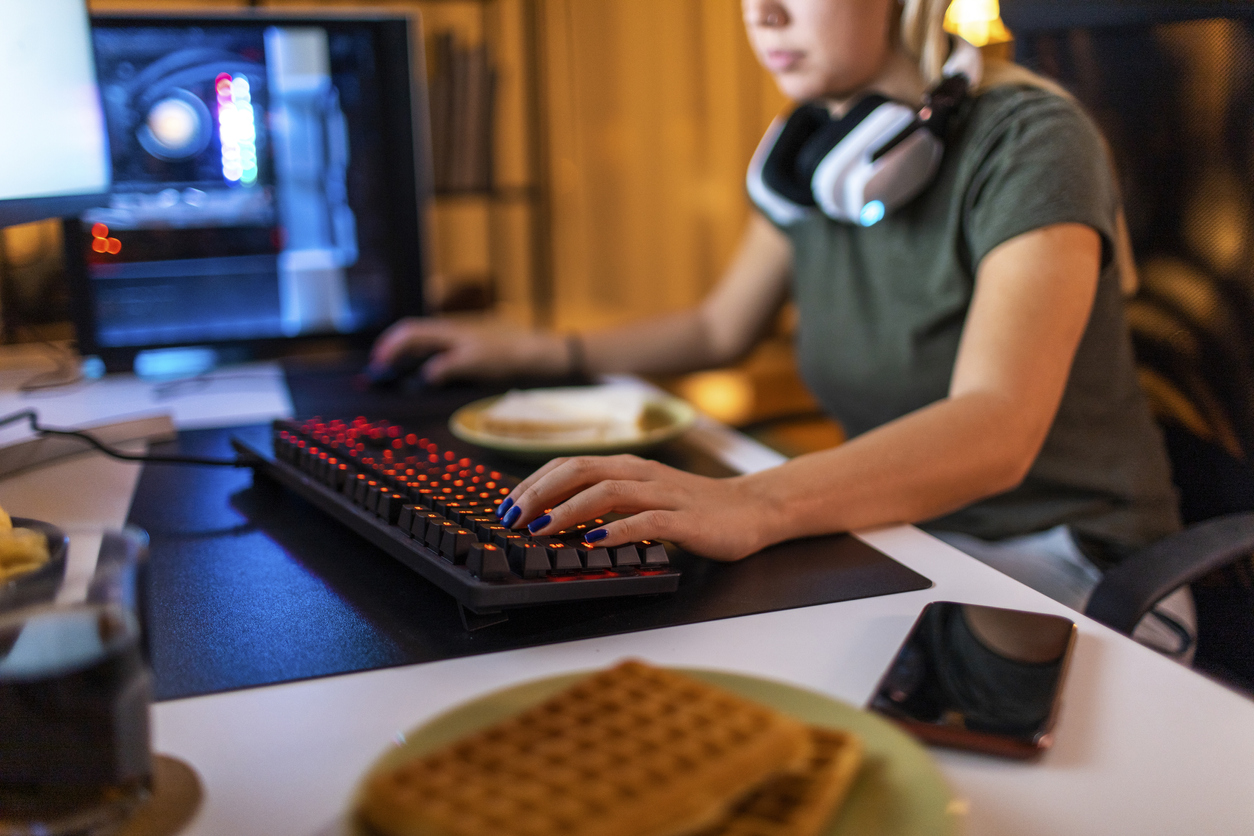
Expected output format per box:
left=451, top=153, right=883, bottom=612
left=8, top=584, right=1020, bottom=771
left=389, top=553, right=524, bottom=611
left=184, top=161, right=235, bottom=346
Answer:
left=859, top=200, right=886, bottom=227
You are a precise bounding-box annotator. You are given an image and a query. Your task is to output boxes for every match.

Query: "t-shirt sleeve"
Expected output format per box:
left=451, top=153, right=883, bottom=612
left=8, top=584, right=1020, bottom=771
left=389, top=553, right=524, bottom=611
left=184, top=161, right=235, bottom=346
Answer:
left=962, top=91, right=1121, bottom=270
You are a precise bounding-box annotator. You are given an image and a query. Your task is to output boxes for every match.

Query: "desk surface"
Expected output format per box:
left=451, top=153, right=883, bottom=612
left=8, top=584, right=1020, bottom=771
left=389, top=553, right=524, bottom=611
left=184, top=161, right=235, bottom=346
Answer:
left=2, top=354, right=1253, bottom=836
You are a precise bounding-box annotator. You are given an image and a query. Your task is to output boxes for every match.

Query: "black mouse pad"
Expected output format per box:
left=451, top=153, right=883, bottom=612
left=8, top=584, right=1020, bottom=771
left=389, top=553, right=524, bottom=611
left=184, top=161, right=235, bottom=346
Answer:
left=131, top=366, right=931, bottom=700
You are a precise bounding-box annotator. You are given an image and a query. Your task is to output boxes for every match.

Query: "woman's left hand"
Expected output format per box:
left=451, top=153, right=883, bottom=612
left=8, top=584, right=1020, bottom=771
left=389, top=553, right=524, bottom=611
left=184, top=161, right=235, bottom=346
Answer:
left=497, top=455, right=775, bottom=561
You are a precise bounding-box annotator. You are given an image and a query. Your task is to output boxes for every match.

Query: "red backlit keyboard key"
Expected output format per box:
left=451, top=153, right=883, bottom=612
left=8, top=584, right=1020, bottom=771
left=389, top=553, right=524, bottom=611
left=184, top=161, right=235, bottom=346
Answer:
left=440, top=528, right=476, bottom=564
left=467, top=543, right=512, bottom=580
left=639, top=540, right=669, bottom=567
left=542, top=539, right=581, bottom=573
left=611, top=544, right=641, bottom=568
left=578, top=544, right=613, bottom=571
left=511, top=543, right=550, bottom=578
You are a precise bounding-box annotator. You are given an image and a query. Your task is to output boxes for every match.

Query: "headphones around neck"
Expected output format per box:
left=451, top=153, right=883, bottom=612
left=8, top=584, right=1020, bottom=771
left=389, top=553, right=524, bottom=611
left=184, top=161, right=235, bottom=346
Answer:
left=747, top=36, right=983, bottom=227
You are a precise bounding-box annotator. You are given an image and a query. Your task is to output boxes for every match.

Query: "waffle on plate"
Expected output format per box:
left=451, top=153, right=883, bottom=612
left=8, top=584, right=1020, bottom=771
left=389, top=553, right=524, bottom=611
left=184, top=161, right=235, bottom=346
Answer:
left=357, top=661, right=856, bottom=836
left=693, top=727, right=864, bottom=836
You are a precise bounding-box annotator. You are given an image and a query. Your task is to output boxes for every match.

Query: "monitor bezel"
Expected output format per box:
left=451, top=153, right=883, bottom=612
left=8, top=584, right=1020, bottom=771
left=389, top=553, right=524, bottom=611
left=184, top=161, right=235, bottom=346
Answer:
left=65, top=10, right=432, bottom=372
left=0, top=193, right=111, bottom=229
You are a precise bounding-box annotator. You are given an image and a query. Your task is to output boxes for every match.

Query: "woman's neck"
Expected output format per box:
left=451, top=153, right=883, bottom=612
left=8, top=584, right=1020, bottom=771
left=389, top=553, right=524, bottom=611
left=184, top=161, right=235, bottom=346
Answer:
left=824, top=48, right=929, bottom=116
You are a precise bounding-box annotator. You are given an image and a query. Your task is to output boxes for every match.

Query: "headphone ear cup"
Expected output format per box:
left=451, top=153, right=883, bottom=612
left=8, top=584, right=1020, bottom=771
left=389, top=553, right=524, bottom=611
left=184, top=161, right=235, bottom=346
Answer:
left=747, top=105, right=828, bottom=225
left=845, top=128, right=944, bottom=224
left=760, top=105, right=829, bottom=206
left=810, top=99, right=917, bottom=222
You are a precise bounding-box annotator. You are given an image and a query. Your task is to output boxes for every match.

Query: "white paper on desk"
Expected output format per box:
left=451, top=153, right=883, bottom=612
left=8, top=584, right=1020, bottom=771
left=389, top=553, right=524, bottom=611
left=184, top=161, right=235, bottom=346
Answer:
left=0, top=361, right=294, bottom=447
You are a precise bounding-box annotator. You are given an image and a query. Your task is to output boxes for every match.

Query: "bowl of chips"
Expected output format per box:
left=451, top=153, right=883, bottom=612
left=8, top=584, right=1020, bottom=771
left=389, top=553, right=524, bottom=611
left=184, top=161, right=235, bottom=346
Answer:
left=0, top=505, right=68, bottom=610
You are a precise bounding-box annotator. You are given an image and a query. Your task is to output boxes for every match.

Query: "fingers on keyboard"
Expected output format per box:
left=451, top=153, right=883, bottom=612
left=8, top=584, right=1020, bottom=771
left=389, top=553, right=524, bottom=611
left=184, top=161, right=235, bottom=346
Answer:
left=276, top=420, right=672, bottom=584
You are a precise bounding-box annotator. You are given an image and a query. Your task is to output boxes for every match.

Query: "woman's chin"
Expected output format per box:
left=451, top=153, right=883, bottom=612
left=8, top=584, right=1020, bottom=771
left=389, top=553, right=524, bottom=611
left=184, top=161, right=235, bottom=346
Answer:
left=770, top=73, right=848, bottom=105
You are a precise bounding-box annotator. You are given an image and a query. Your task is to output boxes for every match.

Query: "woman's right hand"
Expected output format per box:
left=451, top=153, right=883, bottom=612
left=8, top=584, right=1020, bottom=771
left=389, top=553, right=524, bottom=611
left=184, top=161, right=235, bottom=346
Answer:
left=368, top=317, right=570, bottom=384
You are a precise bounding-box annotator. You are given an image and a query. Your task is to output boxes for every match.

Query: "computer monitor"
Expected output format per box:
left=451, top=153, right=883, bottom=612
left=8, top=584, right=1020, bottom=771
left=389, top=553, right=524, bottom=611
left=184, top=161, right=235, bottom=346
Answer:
left=65, top=12, right=431, bottom=371
left=0, top=0, right=111, bottom=227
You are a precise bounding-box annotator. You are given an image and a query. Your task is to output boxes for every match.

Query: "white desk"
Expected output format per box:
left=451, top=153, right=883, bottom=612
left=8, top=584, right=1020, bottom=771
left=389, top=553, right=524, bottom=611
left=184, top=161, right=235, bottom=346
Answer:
left=2, top=362, right=1252, bottom=836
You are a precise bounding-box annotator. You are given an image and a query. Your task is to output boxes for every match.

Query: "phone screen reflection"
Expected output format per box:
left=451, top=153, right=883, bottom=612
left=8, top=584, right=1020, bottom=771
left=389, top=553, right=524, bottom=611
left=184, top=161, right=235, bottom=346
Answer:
left=869, top=602, right=1076, bottom=752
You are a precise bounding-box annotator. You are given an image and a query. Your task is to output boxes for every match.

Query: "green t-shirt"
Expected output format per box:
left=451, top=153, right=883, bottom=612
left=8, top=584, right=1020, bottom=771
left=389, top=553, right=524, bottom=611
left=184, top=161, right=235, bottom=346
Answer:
left=777, top=85, right=1180, bottom=559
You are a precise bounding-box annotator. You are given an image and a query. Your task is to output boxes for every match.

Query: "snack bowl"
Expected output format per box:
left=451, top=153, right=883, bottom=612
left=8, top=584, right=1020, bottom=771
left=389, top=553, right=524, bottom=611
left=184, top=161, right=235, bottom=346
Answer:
left=1, top=518, right=69, bottom=610
left=450, top=390, right=698, bottom=460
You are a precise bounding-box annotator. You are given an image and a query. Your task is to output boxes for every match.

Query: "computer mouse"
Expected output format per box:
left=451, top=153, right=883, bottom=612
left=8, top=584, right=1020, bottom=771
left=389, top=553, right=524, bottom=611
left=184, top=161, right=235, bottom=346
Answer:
left=356, top=351, right=436, bottom=391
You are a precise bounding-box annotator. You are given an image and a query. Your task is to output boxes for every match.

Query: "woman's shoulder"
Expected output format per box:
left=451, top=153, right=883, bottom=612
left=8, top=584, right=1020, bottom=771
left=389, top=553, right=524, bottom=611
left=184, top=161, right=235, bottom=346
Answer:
left=963, top=63, right=1103, bottom=148
left=954, top=66, right=1112, bottom=193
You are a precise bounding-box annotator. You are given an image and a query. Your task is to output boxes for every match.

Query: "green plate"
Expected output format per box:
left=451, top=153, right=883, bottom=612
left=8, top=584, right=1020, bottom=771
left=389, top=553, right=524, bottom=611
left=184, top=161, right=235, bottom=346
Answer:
left=448, top=392, right=697, bottom=461
left=350, top=668, right=958, bottom=836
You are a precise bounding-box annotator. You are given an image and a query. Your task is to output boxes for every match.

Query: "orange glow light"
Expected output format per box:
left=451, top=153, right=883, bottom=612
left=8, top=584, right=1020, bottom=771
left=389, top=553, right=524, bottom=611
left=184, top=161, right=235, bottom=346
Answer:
left=91, top=238, right=108, bottom=253
left=106, top=238, right=121, bottom=254
left=91, top=223, right=108, bottom=238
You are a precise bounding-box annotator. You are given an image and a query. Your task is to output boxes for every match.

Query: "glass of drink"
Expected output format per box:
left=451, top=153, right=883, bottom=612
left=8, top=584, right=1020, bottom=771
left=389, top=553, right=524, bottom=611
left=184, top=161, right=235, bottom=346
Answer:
left=0, top=527, right=153, bottom=836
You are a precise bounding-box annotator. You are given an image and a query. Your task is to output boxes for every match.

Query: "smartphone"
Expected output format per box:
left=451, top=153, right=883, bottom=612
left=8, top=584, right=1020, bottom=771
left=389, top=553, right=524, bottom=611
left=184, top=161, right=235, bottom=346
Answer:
left=868, top=601, right=1077, bottom=759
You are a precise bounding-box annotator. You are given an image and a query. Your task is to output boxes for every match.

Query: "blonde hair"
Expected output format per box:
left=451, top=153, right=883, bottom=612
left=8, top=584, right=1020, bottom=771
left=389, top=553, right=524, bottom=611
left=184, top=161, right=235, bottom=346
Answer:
left=898, top=0, right=1069, bottom=97
left=899, top=0, right=951, bottom=86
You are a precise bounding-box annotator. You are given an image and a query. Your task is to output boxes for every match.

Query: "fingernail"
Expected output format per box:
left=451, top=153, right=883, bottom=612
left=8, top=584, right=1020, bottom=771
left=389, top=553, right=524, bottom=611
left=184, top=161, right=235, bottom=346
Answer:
left=585, top=528, right=609, bottom=543
left=527, top=514, right=552, bottom=534
left=497, top=497, right=514, bottom=518
left=503, top=505, right=522, bottom=528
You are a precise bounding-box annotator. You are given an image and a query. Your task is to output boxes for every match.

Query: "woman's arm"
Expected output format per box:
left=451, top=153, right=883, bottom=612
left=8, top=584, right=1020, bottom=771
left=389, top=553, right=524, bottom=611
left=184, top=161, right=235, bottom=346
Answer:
left=502, top=223, right=1103, bottom=559
left=370, top=213, right=793, bottom=382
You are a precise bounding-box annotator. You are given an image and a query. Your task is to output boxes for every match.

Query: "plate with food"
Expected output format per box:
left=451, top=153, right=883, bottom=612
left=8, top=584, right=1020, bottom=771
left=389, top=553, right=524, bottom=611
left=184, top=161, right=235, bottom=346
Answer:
left=449, top=385, right=698, bottom=459
left=0, top=506, right=68, bottom=610
left=349, top=661, right=957, bottom=836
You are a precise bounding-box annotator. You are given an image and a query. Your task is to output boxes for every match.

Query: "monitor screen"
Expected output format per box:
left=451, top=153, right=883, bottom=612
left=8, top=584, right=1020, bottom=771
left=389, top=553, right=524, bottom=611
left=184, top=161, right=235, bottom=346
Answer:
left=0, top=0, right=111, bottom=226
left=66, top=13, right=428, bottom=369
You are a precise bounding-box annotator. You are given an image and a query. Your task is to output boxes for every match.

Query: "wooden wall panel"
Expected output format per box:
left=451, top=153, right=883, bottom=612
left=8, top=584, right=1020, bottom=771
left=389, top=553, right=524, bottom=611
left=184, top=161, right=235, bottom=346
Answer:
left=542, top=0, right=786, bottom=331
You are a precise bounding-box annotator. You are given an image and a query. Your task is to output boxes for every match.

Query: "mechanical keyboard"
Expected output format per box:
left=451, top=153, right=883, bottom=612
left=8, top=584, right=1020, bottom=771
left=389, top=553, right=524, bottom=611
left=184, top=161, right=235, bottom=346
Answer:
left=233, top=417, right=680, bottom=622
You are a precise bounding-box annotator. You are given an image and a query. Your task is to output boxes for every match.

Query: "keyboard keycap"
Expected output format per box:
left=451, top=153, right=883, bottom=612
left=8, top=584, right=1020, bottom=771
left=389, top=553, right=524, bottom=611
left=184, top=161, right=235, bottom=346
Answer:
left=341, top=472, right=361, bottom=499
left=611, top=544, right=641, bottom=568
left=543, top=539, right=581, bottom=573
left=578, top=545, right=613, bottom=571
left=511, top=543, right=550, bottom=578
left=397, top=504, right=415, bottom=534
left=488, top=528, right=514, bottom=548
left=440, top=528, right=476, bottom=564
left=427, top=519, right=456, bottom=550
left=381, top=493, right=407, bottom=524
left=640, top=540, right=669, bottom=567
left=411, top=511, right=440, bottom=541
left=467, top=543, right=512, bottom=580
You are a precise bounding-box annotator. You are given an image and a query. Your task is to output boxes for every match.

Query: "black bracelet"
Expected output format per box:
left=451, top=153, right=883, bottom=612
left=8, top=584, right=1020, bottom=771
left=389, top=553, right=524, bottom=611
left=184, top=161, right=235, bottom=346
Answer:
left=566, top=333, right=586, bottom=378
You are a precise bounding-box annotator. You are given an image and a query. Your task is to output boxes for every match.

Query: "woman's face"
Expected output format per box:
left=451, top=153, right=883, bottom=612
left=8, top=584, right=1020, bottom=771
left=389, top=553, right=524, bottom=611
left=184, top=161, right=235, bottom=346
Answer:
left=742, top=0, right=899, bottom=102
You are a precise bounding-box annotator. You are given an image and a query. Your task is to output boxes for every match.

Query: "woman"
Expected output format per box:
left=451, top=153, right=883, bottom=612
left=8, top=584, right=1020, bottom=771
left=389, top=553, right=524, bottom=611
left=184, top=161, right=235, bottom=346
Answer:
left=372, top=0, right=1190, bottom=653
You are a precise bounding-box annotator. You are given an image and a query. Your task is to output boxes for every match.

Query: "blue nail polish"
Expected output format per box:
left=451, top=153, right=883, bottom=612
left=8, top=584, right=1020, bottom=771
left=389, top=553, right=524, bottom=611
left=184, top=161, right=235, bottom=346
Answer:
left=503, top=505, right=522, bottom=528
left=585, top=528, right=609, bottom=543
left=497, top=497, right=514, bottom=518
left=527, top=514, right=552, bottom=534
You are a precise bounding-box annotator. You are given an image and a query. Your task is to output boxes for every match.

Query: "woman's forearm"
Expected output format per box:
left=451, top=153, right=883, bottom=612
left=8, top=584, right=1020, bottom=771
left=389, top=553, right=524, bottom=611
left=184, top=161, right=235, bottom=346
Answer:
left=579, top=309, right=723, bottom=375
left=742, top=390, right=1037, bottom=547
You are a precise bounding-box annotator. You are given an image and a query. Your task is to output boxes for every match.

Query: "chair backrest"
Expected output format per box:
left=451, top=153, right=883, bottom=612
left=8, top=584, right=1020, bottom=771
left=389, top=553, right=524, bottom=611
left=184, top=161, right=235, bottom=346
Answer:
left=1012, top=13, right=1254, bottom=522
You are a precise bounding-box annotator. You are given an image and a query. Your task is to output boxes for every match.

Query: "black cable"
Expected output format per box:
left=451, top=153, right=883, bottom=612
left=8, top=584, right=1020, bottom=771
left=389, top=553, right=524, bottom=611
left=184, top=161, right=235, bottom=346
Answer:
left=0, top=409, right=246, bottom=468
left=17, top=343, right=85, bottom=393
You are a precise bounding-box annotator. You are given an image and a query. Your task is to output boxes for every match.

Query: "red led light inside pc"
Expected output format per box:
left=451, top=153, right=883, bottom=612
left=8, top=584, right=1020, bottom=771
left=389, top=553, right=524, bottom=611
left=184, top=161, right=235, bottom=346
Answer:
left=90, top=223, right=121, bottom=254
